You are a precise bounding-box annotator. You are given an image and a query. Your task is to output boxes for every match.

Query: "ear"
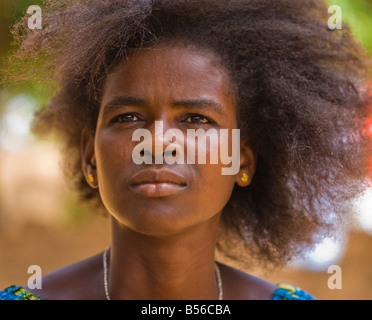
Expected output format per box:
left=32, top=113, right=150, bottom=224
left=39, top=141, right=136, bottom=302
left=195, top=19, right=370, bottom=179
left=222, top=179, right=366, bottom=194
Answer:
left=81, top=129, right=98, bottom=189
left=235, top=138, right=257, bottom=187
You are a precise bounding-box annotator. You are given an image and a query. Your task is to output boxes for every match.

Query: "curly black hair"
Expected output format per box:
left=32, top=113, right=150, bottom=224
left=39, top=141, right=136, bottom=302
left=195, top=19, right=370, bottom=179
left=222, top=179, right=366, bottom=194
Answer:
left=4, top=0, right=372, bottom=268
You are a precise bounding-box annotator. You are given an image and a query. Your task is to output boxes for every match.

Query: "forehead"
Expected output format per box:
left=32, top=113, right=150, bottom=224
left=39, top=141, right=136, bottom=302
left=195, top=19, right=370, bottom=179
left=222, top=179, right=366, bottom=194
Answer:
left=101, top=45, right=236, bottom=107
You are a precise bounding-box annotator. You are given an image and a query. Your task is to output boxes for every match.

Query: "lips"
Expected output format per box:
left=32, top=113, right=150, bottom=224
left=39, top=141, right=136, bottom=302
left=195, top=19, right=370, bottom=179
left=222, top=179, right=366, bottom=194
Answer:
left=129, top=169, right=187, bottom=197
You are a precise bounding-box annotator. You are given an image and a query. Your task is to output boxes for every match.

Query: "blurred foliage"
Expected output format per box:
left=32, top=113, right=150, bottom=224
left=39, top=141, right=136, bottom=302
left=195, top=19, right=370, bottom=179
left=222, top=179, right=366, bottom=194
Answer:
left=0, top=0, right=49, bottom=111
left=328, top=0, right=372, bottom=53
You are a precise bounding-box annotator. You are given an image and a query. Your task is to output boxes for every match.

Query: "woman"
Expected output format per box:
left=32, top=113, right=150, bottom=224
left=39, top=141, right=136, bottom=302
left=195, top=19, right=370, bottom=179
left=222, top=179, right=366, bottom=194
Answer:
left=1, top=0, right=371, bottom=300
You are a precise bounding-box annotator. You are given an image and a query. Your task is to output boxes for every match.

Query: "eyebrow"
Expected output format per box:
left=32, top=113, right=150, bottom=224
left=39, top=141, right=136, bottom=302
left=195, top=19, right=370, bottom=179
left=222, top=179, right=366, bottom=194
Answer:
left=103, top=96, right=146, bottom=110
left=102, top=95, right=224, bottom=115
left=172, top=99, right=224, bottom=115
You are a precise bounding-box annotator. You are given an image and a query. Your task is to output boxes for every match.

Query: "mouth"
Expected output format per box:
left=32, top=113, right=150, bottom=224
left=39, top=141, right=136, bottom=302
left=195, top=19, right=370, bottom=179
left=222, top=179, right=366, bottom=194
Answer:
left=130, top=182, right=186, bottom=197
left=129, top=169, right=187, bottom=198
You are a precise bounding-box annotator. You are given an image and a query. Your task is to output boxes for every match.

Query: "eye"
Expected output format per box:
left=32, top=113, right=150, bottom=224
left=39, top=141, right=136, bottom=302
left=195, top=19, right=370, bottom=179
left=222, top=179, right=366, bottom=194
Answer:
left=184, top=114, right=212, bottom=124
left=113, top=113, right=141, bottom=123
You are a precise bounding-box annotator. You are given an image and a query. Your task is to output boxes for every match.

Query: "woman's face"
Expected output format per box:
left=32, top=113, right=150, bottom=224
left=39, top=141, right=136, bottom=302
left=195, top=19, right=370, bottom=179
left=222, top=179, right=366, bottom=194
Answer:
left=86, top=45, right=251, bottom=236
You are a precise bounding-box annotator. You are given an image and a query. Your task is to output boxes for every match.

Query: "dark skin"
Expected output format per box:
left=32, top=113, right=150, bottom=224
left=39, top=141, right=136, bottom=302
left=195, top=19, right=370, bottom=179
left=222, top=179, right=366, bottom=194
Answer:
left=26, top=44, right=276, bottom=300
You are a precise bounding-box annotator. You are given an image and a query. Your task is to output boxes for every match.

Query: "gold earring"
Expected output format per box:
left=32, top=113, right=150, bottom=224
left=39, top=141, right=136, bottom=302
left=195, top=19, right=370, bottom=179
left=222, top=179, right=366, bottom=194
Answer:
left=240, top=173, right=249, bottom=183
left=88, top=173, right=95, bottom=184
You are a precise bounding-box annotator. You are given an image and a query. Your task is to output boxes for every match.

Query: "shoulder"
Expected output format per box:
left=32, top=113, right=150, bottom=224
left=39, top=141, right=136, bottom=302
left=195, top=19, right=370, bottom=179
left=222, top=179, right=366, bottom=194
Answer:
left=217, top=263, right=277, bottom=300
left=217, top=263, right=315, bottom=300
left=25, top=251, right=105, bottom=300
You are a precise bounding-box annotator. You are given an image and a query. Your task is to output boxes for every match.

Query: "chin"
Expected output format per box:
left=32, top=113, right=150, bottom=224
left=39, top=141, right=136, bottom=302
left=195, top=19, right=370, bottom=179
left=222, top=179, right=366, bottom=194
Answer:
left=113, top=205, right=200, bottom=237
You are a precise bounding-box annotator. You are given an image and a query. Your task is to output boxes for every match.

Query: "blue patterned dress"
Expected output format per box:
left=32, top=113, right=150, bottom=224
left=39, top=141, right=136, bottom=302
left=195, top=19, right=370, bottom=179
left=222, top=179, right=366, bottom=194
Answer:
left=0, top=285, right=41, bottom=300
left=0, top=283, right=315, bottom=300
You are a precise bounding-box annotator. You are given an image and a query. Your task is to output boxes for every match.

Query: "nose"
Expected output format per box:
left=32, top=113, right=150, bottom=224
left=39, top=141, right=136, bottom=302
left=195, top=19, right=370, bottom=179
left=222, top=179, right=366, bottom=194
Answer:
left=140, top=120, right=184, bottom=164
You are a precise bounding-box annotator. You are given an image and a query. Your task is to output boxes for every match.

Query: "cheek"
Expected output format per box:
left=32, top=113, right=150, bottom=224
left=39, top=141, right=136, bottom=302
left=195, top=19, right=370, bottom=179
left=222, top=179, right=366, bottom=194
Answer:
left=94, top=130, right=134, bottom=198
left=189, top=137, right=237, bottom=213
left=193, top=163, right=236, bottom=213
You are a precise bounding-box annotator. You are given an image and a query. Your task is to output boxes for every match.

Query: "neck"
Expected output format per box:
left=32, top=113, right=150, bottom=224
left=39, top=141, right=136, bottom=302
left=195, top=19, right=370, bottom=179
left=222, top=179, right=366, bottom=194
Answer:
left=108, top=213, right=222, bottom=300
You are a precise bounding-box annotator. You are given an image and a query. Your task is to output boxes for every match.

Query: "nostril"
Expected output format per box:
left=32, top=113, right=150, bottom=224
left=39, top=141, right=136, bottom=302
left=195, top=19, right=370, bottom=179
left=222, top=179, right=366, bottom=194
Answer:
left=164, top=149, right=180, bottom=159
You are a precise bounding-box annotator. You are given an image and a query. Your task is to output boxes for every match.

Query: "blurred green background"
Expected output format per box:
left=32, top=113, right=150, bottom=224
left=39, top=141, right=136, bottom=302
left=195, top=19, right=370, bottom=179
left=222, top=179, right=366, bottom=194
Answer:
left=328, top=0, right=372, bottom=52
left=0, top=0, right=371, bottom=299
